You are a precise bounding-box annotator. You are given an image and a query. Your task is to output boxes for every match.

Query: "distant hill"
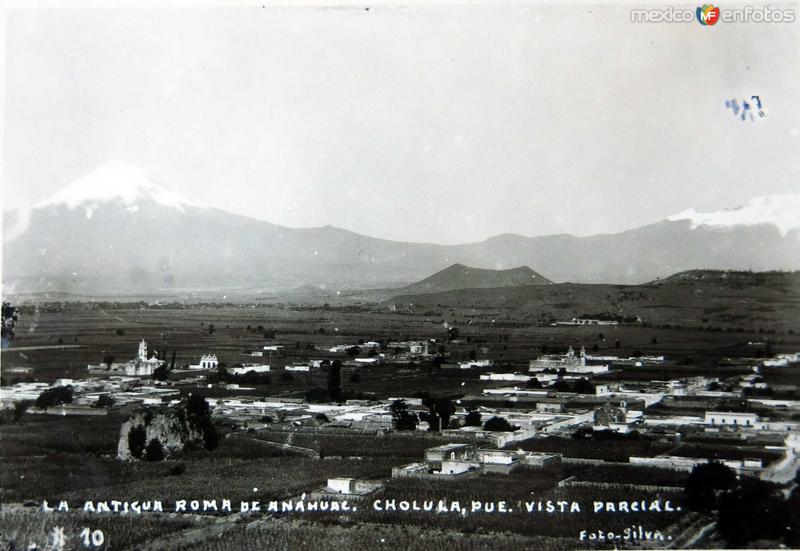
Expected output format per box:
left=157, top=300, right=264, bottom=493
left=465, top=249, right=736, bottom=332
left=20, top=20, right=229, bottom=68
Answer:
left=398, top=264, right=552, bottom=294
left=655, top=269, right=800, bottom=288
left=384, top=269, right=800, bottom=331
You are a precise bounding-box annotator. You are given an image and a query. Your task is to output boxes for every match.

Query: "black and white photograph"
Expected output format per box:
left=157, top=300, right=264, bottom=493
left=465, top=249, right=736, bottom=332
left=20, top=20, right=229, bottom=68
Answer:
left=1, top=0, right=799, bottom=549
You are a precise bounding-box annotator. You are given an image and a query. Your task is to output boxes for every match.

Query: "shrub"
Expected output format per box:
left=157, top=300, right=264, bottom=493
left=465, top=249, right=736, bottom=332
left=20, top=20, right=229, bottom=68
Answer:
left=279, top=371, right=295, bottom=383
left=483, top=416, right=517, bottom=432
left=34, top=386, right=73, bottom=409
left=169, top=463, right=187, bottom=476
left=465, top=410, right=482, bottom=427
left=94, top=394, right=116, bottom=408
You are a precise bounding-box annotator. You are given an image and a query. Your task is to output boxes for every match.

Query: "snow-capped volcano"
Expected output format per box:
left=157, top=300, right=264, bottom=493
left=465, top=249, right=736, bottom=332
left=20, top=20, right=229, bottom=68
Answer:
left=35, top=162, right=202, bottom=218
left=668, top=194, right=800, bottom=236
left=4, top=170, right=800, bottom=297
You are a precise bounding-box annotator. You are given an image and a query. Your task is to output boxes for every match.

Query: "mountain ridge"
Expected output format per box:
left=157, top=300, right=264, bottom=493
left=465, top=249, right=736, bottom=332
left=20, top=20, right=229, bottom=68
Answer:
left=4, top=165, right=800, bottom=297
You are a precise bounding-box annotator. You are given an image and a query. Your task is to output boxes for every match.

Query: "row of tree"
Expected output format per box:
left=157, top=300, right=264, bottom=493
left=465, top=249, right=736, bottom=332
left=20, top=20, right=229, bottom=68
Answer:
left=685, top=461, right=800, bottom=546
left=389, top=399, right=517, bottom=432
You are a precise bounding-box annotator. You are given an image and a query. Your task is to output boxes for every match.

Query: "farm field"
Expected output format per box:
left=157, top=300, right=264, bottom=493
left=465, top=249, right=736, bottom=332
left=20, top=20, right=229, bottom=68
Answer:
left=4, top=302, right=798, bottom=385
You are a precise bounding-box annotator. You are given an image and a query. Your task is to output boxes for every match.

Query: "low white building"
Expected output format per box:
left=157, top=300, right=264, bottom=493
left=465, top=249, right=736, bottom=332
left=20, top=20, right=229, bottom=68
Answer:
left=228, top=364, right=271, bottom=376
left=554, top=318, right=619, bottom=326
left=387, top=341, right=429, bottom=355
left=326, top=478, right=356, bottom=494
left=458, top=359, right=493, bottom=369
left=763, top=353, right=800, bottom=367
left=705, top=411, right=759, bottom=428
left=480, top=373, right=530, bottom=382
left=438, top=461, right=478, bottom=475
left=285, top=364, right=310, bottom=372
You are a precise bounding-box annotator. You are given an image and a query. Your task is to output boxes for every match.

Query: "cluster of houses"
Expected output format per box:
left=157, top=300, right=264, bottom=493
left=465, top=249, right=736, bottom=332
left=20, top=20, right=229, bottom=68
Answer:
left=392, top=443, right=561, bottom=479
left=4, top=335, right=799, bottom=483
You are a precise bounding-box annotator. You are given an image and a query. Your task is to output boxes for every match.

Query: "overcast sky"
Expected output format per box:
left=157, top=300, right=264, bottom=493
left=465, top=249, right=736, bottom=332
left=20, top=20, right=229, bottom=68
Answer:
left=3, top=3, right=799, bottom=244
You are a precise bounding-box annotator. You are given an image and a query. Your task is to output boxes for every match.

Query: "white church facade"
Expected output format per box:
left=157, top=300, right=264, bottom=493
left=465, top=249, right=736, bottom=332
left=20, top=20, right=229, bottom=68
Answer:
left=124, top=339, right=165, bottom=377
left=189, top=354, right=219, bottom=370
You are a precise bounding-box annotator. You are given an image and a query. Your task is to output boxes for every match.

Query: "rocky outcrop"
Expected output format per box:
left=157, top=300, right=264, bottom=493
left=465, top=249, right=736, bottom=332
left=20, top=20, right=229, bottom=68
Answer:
left=117, top=408, right=206, bottom=461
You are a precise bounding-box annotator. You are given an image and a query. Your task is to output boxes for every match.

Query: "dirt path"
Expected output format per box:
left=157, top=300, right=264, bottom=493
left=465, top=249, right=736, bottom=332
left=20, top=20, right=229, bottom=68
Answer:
left=226, top=433, right=320, bottom=458
left=1, top=344, right=85, bottom=352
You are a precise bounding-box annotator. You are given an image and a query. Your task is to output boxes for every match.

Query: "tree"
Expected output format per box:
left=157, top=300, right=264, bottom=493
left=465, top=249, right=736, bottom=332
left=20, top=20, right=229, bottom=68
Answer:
left=145, top=438, right=165, bottom=461
left=208, top=323, right=216, bottom=335
left=435, top=398, right=455, bottom=431
left=717, top=477, right=788, bottom=546
left=305, top=387, right=328, bottom=402
left=180, top=394, right=219, bottom=451
left=153, top=364, right=169, bottom=382
left=185, top=394, right=211, bottom=417
left=787, top=469, right=800, bottom=546
left=465, top=409, right=482, bottom=427
left=349, top=373, right=362, bottom=384
left=422, top=396, right=455, bottom=431
left=345, top=346, right=361, bottom=358
left=390, top=399, right=418, bottom=431
left=1, top=302, right=19, bottom=349
left=13, top=400, right=30, bottom=421
left=200, top=418, right=219, bottom=451
left=551, top=379, right=572, bottom=392
left=128, top=425, right=147, bottom=459
left=103, top=355, right=115, bottom=369
left=34, top=386, right=73, bottom=409
left=447, top=327, right=460, bottom=342
left=574, top=378, right=595, bottom=394
left=327, top=360, right=342, bottom=402
left=483, top=416, right=517, bottom=432
left=685, top=461, right=737, bottom=512
left=279, top=371, right=294, bottom=382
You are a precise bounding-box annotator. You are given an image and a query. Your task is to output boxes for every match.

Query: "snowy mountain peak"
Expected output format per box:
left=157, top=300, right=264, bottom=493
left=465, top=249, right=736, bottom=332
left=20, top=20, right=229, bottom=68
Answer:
left=35, top=162, right=201, bottom=217
left=667, top=194, right=800, bottom=236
